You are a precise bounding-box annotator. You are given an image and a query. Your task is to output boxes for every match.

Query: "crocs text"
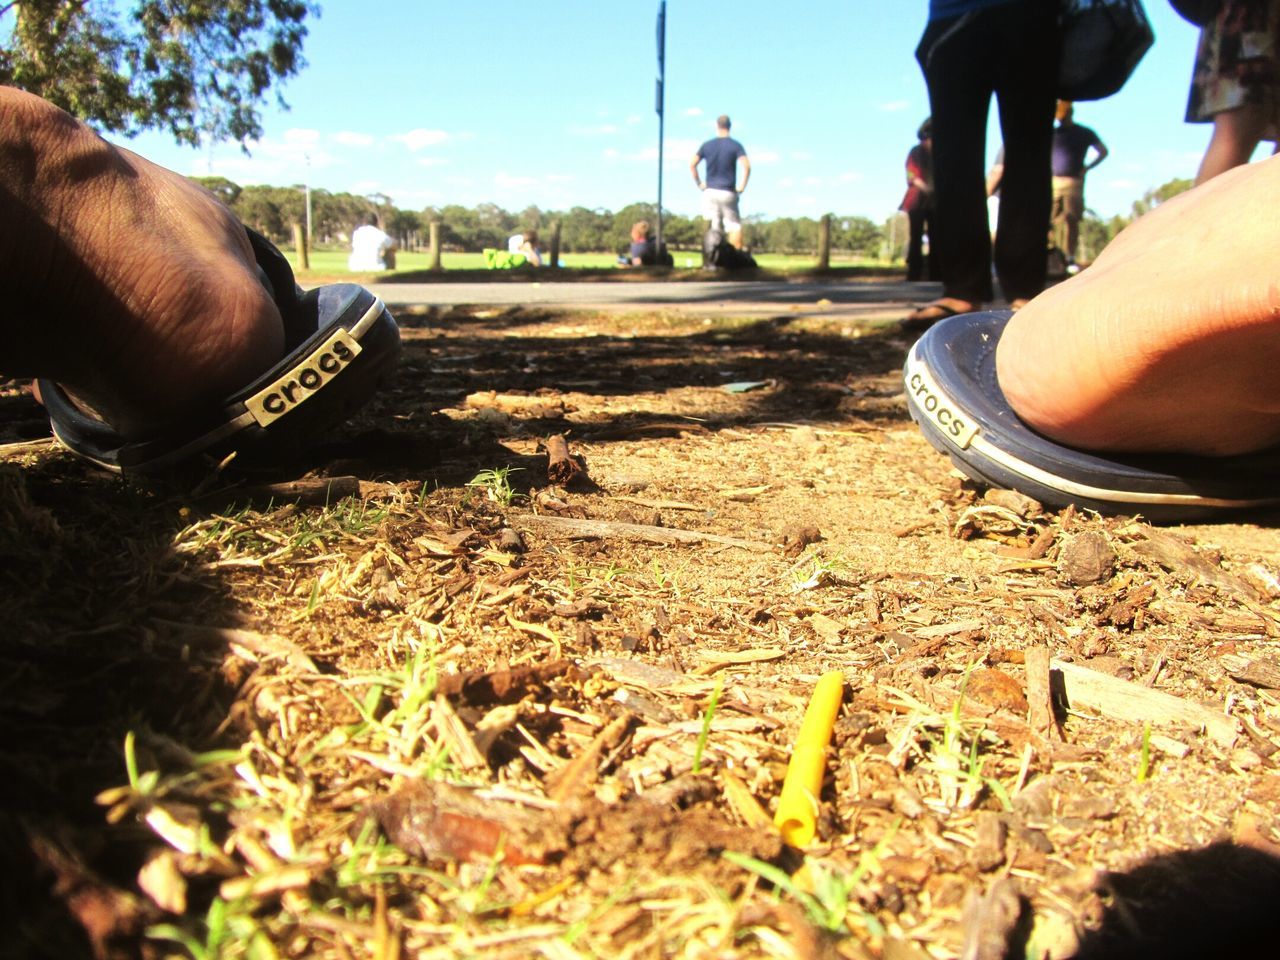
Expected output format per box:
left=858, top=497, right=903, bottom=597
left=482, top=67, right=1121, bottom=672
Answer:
left=245, top=329, right=363, bottom=427
left=907, top=367, right=979, bottom=449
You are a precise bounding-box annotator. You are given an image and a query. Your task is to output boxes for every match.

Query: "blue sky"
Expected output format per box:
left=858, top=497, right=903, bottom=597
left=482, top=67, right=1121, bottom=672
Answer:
left=116, top=2, right=1241, bottom=223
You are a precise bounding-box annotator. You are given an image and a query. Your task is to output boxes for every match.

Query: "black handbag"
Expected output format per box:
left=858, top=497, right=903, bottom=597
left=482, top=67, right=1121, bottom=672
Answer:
left=1168, top=0, right=1222, bottom=24
left=1059, top=0, right=1155, bottom=101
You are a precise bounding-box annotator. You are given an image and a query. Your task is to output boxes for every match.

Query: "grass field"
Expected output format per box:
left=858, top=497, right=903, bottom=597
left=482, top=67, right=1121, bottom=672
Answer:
left=286, top=246, right=897, bottom=277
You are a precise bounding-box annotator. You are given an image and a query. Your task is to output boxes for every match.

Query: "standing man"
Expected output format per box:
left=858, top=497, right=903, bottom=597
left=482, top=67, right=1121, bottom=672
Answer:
left=1051, top=101, right=1108, bottom=272
left=691, top=114, right=751, bottom=249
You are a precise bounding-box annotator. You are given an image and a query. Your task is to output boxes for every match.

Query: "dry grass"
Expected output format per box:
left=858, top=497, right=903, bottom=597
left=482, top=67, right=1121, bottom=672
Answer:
left=5, top=307, right=1280, bottom=959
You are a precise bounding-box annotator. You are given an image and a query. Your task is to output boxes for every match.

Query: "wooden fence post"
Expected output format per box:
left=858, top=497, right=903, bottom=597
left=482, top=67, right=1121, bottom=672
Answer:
left=429, top=221, right=442, bottom=272
left=816, top=214, right=831, bottom=272
left=292, top=222, right=310, bottom=270
left=549, top=220, right=561, bottom=270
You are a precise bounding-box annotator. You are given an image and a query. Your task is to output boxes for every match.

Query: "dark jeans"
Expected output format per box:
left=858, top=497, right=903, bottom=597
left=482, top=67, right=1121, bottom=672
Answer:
left=916, top=0, right=1059, bottom=303
left=906, top=205, right=935, bottom=281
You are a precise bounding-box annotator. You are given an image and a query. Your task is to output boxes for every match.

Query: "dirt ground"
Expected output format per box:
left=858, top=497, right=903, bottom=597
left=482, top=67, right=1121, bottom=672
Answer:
left=4, top=300, right=1280, bottom=959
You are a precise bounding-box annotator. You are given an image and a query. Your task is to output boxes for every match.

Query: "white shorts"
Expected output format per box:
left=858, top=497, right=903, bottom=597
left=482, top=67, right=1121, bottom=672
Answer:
left=702, top=188, right=741, bottom=233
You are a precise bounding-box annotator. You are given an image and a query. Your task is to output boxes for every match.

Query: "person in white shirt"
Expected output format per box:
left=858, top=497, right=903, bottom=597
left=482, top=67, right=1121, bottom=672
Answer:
left=348, top=214, right=395, bottom=271
left=506, top=228, right=543, bottom=267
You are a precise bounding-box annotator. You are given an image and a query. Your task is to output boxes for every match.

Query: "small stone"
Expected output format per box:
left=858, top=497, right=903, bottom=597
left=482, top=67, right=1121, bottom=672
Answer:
left=1059, top=531, right=1116, bottom=585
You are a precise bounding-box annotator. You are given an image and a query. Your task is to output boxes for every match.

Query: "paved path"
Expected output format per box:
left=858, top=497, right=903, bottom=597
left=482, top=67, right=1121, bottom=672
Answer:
left=363, top=278, right=940, bottom=322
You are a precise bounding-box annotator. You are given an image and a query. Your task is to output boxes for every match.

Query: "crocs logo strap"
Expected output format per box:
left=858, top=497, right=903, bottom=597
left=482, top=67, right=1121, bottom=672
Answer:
left=245, top=329, right=363, bottom=428
left=906, top=358, right=979, bottom=449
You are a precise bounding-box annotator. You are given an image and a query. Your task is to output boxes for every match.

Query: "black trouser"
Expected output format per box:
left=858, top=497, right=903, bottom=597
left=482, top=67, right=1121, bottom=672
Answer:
left=906, top=205, right=934, bottom=281
left=916, top=0, right=1058, bottom=303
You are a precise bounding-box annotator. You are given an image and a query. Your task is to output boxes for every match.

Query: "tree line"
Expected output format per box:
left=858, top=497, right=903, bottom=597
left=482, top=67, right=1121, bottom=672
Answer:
left=196, top=173, right=1194, bottom=263
left=192, top=177, right=890, bottom=257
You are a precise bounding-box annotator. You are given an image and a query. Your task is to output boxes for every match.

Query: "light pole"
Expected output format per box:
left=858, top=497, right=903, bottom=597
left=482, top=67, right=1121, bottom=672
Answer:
left=304, top=154, right=313, bottom=247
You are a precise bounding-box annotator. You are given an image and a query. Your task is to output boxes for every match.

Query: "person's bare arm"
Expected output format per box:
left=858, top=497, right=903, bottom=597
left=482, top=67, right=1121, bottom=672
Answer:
left=690, top=154, right=704, bottom=189
left=1086, top=141, right=1109, bottom=171
left=986, top=164, right=1004, bottom=197
left=737, top=155, right=751, bottom=193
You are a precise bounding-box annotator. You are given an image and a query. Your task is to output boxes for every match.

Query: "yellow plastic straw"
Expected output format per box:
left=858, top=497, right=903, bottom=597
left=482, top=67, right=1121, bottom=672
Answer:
left=773, top=670, right=844, bottom=848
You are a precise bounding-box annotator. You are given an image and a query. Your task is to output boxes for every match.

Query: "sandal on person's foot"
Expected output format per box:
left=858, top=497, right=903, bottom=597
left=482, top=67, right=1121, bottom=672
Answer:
left=39, top=229, right=402, bottom=476
left=903, top=310, right=1280, bottom=521
left=901, top=299, right=979, bottom=333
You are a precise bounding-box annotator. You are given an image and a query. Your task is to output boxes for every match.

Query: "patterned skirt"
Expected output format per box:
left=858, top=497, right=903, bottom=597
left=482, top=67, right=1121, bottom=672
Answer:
left=1185, top=0, right=1280, bottom=139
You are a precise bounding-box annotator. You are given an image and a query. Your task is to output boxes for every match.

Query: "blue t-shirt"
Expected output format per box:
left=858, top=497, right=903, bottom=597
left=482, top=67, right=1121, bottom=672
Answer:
left=929, top=0, right=1017, bottom=20
left=1052, top=123, right=1103, bottom=177
left=697, top=136, right=746, bottom=191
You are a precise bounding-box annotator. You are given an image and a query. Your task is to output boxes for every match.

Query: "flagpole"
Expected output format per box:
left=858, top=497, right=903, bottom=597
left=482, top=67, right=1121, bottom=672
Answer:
left=655, top=0, right=666, bottom=252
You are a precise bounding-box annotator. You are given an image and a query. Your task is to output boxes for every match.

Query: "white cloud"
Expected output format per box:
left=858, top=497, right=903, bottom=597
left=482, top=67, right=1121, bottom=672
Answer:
left=804, top=176, right=822, bottom=186
left=791, top=151, right=813, bottom=161
left=570, top=123, right=619, bottom=136
left=495, top=171, right=538, bottom=188
left=392, top=128, right=450, bottom=151
left=415, top=157, right=449, bottom=168
left=333, top=131, right=375, bottom=147
left=603, top=147, right=620, bottom=159
left=684, top=107, right=703, bottom=117
left=838, top=171, right=864, bottom=183
left=282, top=127, right=321, bottom=146
left=626, top=115, right=643, bottom=125
left=752, top=150, right=780, bottom=164
left=879, top=100, right=910, bottom=112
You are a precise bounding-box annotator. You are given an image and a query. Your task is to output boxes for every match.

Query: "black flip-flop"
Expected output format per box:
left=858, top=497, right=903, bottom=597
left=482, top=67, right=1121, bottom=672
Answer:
left=39, top=229, right=401, bottom=476
left=903, top=310, right=1280, bottom=521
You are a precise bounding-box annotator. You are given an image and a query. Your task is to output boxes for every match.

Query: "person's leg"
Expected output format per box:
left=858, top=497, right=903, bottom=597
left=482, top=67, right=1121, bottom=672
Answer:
left=1196, top=104, right=1269, bottom=183
left=702, top=189, right=724, bottom=236
left=720, top=192, right=744, bottom=249
left=1064, top=210, right=1081, bottom=264
left=1, top=88, right=283, bottom=440
left=990, top=0, right=1057, bottom=303
left=906, top=209, right=925, bottom=281
left=996, top=155, right=1280, bottom=457
left=917, top=13, right=995, bottom=309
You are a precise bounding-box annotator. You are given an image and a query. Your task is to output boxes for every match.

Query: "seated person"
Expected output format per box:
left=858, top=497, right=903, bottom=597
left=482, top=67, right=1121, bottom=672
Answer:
left=507, top=228, right=543, bottom=267
left=348, top=214, right=396, bottom=271
left=618, top=220, right=657, bottom=266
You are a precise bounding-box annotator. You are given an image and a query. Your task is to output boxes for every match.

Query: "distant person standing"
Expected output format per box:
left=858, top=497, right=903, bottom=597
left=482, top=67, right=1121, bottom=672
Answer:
left=691, top=114, right=751, bottom=249
left=348, top=213, right=396, bottom=271
left=1051, top=101, right=1108, bottom=272
left=900, top=118, right=936, bottom=281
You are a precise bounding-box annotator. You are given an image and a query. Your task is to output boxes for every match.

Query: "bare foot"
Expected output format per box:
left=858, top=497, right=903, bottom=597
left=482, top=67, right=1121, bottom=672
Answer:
left=904, top=297, right=982, bottom=327
left=0, top=89, right=284, bottom=440
left=995, top=156, right=1280, bottom=457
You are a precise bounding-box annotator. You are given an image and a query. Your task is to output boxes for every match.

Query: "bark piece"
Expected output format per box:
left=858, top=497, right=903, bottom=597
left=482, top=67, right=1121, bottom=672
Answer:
left=1025, top=647, right=1060, bottom=740
left=545, top=713, right=634, bottom=804
left=372, top=780, right=551, bottom=866
left=959, top=878, right=1025, bottom=960
left=971, top=811, right=1007, bottom=872
left=1051, top=658, right=1240, bottom=747
left=543, top=433, right=589, bottom=487
left=435, top=659, right=578, bottom=705
left=522, top=514, right=770, bottom=551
